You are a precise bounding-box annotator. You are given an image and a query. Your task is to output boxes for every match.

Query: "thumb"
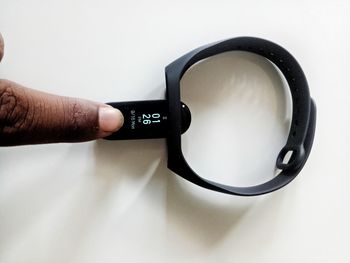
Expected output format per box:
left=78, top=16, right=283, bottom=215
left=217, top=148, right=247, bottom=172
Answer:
left=0, top=80, right=124, bottom=146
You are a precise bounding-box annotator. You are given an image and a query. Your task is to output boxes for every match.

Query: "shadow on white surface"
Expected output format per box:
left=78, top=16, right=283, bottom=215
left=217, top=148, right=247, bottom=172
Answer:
left=92, top=139, right=258, bottom=250
left=165, top=175, right=255, bottom=249
left=90, top=138, right=289, bottom=251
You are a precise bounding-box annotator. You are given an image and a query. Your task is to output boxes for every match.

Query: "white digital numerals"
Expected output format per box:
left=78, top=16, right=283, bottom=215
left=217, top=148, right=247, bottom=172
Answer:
left=142, top=113, right=161, bottom=125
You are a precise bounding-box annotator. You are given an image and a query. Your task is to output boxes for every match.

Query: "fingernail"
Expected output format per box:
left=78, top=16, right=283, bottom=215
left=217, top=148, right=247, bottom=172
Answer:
left=99, top=106, right=124, bottom=133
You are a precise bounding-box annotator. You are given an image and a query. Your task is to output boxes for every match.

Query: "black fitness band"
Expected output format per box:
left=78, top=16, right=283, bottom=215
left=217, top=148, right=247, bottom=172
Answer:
left=106, top=37, right=316, bottom=196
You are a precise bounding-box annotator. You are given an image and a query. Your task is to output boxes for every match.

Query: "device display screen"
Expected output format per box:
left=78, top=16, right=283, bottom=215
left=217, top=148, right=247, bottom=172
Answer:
left=107, top=100, right=168, bottom=139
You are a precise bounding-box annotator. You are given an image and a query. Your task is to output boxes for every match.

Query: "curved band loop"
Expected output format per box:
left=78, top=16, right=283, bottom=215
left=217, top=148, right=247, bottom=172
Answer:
left=165, top=37, right=316, bottom=196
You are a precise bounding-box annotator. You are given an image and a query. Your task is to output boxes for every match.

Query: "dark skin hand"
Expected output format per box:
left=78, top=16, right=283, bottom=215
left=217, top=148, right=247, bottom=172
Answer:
left=0, top=33, right=124, bottom=146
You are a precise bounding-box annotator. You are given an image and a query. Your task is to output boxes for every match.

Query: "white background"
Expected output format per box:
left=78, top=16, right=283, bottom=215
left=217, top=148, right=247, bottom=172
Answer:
left=0, top=0, right=349, bottom=262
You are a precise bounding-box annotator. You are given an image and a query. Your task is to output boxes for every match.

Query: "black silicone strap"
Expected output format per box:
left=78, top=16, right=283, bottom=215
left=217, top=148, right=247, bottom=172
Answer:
left=165, top=37, right=316, bottom=196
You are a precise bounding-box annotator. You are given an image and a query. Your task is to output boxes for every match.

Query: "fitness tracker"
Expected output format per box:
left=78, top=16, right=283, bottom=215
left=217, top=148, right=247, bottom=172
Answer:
left=106, top=36, right=316, bottom=196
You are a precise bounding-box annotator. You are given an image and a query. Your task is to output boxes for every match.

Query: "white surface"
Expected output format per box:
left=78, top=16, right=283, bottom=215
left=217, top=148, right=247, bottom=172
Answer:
left=0, top=0, right=349, bottom=262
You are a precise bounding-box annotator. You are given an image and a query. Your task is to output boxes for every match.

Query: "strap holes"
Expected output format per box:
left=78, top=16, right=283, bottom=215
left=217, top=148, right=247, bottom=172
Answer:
left=295, top=120, right=299, bottom=126
left=279, top=59, right=283, bottom=63
left=292, top=131, right=297, bottom=137
left=292, top=77, right=296, bottom=82
left=287, top=68, right=291, bottom=72
left=269, top=52, right=274, bottom=56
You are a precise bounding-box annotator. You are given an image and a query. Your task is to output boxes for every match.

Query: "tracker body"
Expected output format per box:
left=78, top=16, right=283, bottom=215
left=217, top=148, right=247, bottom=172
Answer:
left=106, top=37, right=317, bottom=196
